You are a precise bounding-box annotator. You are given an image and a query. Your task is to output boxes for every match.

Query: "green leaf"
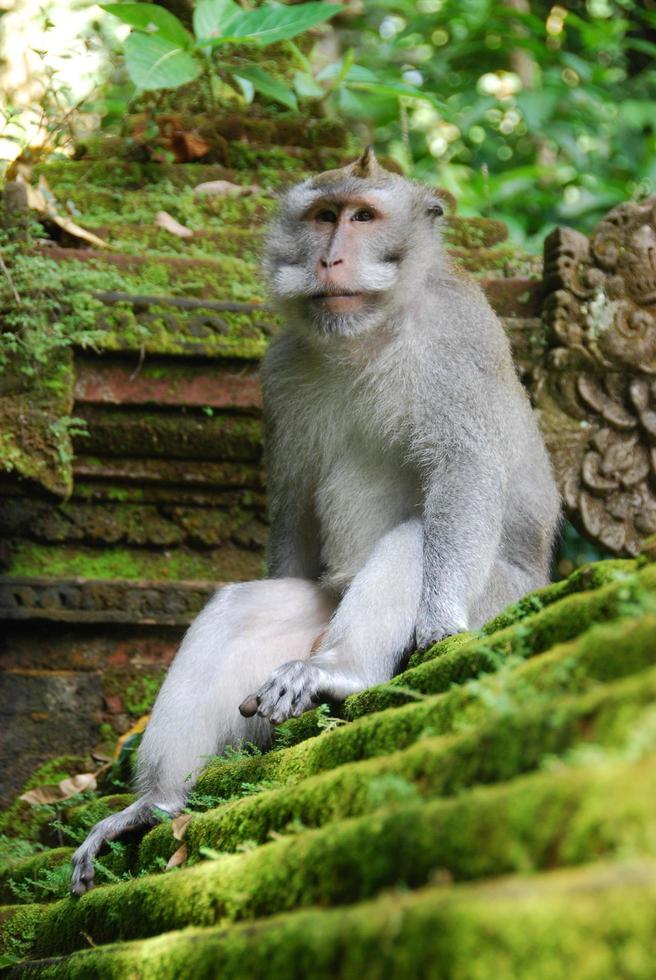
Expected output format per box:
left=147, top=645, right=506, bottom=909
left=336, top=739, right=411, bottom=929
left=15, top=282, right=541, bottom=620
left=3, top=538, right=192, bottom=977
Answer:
left=123, top=31, right=200, bottom=91
left=195, top=2, right=340, bottom=48
left=102, top=3, right=192, bottom=47
left=192, top=0, right=241, bottom=42
left=317, top=61, right=376, bottom=83
left=231, top=66, right=298, bottom=110
left=346, top=80, right=441, bottom=107
left=293, top=70, right=324, bottom=99
left=286, top=40, right=312, bottom=73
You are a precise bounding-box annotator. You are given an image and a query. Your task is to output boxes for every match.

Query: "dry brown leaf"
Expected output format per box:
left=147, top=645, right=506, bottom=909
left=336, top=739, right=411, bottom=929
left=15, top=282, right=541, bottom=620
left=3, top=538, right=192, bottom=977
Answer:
left=58, top=773, right=98, bottom=797
left=173, top=131, right=211, bottom=162
left=19, top=784, right=65, bottom=805
left=15, top=169, right=109, bottom=249
left=20, top=771, right=97, bottom=805
left=193, top=180, right=259, bottom=198
left=165, top=843, right=188, bottom=870
left=171, top=813, right=193, bottom=841
left=155, top=210, right=193, bottom=239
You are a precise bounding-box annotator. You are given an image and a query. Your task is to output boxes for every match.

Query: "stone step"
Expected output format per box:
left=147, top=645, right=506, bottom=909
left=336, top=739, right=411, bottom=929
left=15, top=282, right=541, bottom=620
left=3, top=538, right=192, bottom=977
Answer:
left=73, top=355, right=262, bottom=411
left=72, top=407, right=262, bottom=462
left=1, top=542, right=263, bottom=591
left=10, top=859, right=654, bottom=978
left=2, top=669, right=656, bottom=959
left=0, top=576, right=217, bottom=625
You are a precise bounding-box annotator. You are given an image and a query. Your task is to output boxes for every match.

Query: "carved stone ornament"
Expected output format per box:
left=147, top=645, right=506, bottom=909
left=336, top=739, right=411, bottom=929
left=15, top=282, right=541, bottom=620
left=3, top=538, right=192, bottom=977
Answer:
left=533, top=196, right=656, bottom=555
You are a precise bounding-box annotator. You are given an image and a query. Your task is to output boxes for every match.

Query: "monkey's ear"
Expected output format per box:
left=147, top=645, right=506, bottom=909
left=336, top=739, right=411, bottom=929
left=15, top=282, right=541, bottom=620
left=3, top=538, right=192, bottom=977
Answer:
left=351, top=145, right=379, bottom=178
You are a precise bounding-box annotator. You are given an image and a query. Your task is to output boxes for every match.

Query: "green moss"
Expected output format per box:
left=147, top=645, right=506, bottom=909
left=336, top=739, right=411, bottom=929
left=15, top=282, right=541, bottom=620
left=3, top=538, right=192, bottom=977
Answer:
left=75, top=408, right=262, bottom=462
left=407, top=558, right=639, bottom=671
left=353, top=563, right=656, bottom=716
left=0, top=849, right=74, bottom=905
left=123, top=674, right=166, bottom=716
left=5, top=541, right=262, bottom=582
left=168, top=635, right=654, bottom=848
left=0, top=498, right=265, bottom=550
left=0, top=901, right=40, bottom=963
left=0, top=758, right=89, bottom=840
left=16, top=860, right=656, bottom=980
left=38, top=748, right=656, bottom=950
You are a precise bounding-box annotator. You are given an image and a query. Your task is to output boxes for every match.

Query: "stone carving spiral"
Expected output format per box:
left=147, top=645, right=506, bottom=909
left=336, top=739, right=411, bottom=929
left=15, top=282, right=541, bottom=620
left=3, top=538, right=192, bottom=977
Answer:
left=532, top=196, right=656, bottom=555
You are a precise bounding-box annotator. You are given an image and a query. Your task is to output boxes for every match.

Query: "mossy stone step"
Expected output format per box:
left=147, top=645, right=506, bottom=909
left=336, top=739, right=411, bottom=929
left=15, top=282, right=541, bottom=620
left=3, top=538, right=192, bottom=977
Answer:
left=34, top=160, right=309, bottom=194
left=6, top=860, right=656, bottom=977
left=2, top=661, right=656, bottom=961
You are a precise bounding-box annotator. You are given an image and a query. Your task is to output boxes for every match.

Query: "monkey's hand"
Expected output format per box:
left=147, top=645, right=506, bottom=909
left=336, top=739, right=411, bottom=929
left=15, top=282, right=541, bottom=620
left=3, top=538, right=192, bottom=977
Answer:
left=239, top=660, right=325, bottom=724
left=414, top=609, right=467, bottom=653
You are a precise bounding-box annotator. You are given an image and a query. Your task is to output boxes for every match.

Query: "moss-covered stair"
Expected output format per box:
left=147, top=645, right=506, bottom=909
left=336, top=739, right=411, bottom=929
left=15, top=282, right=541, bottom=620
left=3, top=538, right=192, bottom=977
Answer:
left=2, top=553, right=656, bottom=975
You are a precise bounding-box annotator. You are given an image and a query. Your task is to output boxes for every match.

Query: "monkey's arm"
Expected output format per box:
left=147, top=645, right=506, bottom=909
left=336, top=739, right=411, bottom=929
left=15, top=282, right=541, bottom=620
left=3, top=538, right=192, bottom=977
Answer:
left=414, top=448, right=505, bottom=647
left=241, top=519, right=423, bottom=723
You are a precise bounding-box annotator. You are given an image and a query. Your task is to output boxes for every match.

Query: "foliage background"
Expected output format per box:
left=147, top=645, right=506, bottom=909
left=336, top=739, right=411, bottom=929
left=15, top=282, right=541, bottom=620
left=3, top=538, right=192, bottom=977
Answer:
left=339, top=0, right=656, bottom=246
left=2, top=0, right=655, bottom=249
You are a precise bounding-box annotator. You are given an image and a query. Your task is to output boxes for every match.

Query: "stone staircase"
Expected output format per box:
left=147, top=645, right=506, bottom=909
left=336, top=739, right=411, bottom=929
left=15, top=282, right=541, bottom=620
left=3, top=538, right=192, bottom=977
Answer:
left=1, top=554, right=656, bottom=974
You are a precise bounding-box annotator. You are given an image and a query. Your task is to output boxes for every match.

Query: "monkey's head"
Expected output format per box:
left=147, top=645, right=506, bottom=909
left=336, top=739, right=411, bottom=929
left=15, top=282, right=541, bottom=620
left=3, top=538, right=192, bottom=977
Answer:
left=264, top=146, right=447, bottom=338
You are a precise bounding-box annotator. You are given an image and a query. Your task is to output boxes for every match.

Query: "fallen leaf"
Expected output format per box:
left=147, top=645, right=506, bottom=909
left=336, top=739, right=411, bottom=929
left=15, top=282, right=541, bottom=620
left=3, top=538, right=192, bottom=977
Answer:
left=58, top=773, right=98, bottom=797
left=20, top=771, right=97, bottom=805
left=155, top=210, right=193, bottom=238
left=166, top=843, right=188, bottom=869
left=19, top=784, right=64, bottom=805
left=193, top=180, right=259, bottom=198
left=171, top=813, right=193, bottom=841
left=15, top=169, right=109, bottom=249
left=173, top=131, right=211, bottom=162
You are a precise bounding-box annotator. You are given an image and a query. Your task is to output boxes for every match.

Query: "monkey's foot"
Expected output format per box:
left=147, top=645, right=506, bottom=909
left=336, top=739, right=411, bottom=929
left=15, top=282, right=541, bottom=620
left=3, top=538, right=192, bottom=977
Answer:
left=240, top=660, right=324, bottom=724
left=70, top=800, right=167, bottom=896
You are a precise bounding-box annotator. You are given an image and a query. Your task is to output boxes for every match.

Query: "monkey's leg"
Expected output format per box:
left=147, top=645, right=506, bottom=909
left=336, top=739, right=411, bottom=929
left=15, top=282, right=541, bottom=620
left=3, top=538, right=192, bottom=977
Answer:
left=247, top=519, right=423, bottom=723
left=71, top=578, right=333, bottom=896
left=468, top=558, right=548, bottom=629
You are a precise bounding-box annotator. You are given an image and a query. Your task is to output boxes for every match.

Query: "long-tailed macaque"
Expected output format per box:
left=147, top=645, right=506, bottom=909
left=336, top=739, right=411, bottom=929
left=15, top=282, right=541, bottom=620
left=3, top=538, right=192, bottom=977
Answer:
left=71, top=148, right=560, bottom=894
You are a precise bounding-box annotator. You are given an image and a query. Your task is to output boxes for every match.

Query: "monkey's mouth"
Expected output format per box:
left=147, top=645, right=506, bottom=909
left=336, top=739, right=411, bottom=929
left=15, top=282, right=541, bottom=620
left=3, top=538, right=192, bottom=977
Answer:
left=310, top=291, right=364, bottom=301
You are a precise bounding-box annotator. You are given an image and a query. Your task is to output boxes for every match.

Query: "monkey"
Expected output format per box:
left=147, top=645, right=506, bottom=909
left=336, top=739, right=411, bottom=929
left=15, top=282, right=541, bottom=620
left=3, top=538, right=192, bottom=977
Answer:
left=70, top=147, right=560, bottom=895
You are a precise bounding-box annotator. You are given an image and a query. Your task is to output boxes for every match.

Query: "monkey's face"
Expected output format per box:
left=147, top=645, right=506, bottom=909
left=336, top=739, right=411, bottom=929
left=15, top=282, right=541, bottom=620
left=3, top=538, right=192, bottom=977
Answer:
left=264, top=173, right=445, bottom=338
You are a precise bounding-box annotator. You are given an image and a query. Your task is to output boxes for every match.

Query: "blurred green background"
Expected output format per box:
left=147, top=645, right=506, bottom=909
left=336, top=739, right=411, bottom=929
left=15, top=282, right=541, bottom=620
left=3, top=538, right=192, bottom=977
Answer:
left=1, top=0, right=655, bottom=249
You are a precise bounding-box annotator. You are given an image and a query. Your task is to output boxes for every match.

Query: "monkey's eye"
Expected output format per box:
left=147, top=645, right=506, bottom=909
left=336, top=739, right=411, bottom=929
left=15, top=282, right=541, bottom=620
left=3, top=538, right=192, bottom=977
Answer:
left=316, top=209, right=338, bottom=223
left=352, top=209, right=374, bottom=222
left=427, top=204, right=444, bottom=218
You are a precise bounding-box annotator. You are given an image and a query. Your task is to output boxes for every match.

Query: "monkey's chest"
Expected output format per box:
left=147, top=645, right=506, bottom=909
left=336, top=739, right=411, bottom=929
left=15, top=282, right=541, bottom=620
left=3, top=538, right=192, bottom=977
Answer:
left=313, top=438, right=420, bottom=586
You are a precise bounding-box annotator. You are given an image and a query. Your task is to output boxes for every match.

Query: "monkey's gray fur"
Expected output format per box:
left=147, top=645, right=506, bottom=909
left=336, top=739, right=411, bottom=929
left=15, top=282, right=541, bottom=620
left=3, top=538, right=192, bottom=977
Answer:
left=71, top=148, right=560, bottom=895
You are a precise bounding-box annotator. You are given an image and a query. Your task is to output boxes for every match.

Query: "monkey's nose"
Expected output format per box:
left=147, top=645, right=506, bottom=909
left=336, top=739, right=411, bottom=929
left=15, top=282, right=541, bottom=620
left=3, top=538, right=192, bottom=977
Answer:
left=239, top=695, right=259, bottom=717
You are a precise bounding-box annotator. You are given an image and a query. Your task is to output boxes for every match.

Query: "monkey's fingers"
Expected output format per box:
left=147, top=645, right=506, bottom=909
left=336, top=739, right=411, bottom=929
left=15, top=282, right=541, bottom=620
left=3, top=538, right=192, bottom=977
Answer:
left=239, top=695, right=259, bottom=717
